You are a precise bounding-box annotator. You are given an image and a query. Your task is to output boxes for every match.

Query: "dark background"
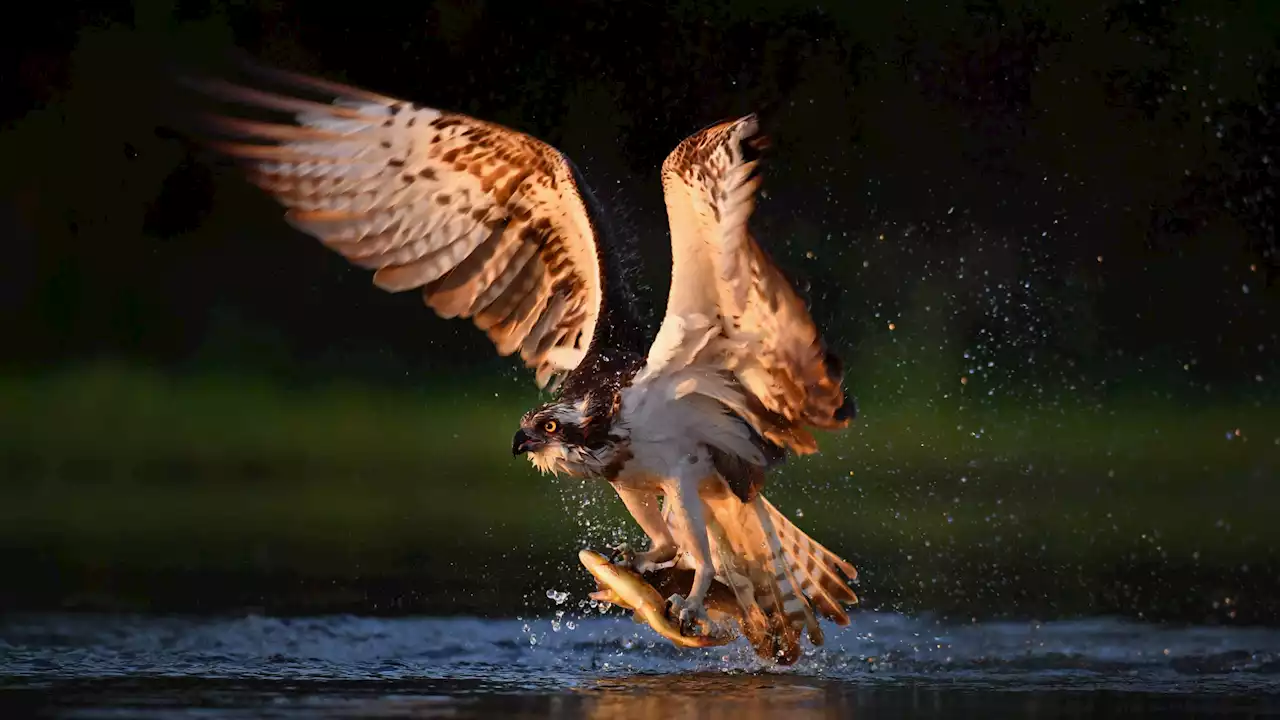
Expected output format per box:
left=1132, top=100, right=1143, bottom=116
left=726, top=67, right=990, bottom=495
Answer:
left=2, top=0, right=1277, bottom=624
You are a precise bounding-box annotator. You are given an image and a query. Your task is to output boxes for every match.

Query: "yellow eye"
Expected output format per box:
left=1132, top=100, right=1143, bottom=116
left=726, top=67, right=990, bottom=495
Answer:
left=542, top=419, right=559, bottom=434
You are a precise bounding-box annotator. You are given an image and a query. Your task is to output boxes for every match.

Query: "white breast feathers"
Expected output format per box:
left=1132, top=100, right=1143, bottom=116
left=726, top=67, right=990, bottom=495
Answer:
left=619, top=368, right=767, bottom=472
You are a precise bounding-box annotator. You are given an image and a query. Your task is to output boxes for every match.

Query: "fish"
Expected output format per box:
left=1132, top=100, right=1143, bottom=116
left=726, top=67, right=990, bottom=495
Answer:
left=578, top=549, right=741, bottom=647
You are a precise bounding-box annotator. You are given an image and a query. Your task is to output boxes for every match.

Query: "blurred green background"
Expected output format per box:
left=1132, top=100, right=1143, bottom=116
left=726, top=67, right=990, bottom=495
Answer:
left=2, top=358, right=1275, bottom=622
left=3, top=0, right=1278, bottom=623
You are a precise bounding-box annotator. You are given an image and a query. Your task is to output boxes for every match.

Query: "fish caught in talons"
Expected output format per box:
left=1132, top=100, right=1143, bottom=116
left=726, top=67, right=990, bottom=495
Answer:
left=579, top=549, right=739, bottom=646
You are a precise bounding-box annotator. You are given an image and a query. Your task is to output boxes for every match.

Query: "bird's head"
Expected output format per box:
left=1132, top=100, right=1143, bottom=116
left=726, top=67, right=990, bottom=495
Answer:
left=512, top=399, right=606, bottom=477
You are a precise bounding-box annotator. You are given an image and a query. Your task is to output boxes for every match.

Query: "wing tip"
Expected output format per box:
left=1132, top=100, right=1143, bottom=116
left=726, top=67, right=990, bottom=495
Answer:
left=734, top=114, right=770, bottom=168
left=821, top=345, right=857, bottom=425
left=833, top=394, right=858, bottom=424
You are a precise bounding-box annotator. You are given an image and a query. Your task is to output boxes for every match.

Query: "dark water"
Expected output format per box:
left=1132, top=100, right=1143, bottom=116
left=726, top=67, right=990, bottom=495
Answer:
left=2, top=613, right=1279, bottom=718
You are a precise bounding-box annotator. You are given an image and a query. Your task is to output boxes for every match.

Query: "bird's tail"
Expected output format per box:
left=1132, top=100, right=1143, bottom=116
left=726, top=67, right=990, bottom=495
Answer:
left=702, top=492, right=859, bottom=664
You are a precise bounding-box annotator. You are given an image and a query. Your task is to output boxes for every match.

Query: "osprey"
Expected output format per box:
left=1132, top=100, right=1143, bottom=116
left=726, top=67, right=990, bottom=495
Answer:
left=186, top=61, right=859, bottom=662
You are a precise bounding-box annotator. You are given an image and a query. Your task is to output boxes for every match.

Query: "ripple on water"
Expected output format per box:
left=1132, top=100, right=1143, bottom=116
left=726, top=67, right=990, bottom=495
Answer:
left=4, top=614, right=1280, bottom=718
left=2, top=611, right=1278, bottom=692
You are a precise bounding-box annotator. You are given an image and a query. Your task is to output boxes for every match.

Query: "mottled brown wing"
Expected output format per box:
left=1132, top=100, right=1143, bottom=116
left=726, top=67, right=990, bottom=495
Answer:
left=185, top=65, right=606, bottom=388
left=646, top=115, right=853, bottom=454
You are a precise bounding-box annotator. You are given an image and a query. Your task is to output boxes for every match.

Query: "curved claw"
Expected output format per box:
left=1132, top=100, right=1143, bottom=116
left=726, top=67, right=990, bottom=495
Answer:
left=608, top=543, right=678, bottom=575
left=607, top=542, right=636, bottom=567
left=666, top=593, right=710, bottom=636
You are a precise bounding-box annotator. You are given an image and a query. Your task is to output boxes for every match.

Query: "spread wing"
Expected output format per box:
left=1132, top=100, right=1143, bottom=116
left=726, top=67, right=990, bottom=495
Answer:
left=639, top=115, right=854, bottom=455
left=182, top=63, right=626, bottom=389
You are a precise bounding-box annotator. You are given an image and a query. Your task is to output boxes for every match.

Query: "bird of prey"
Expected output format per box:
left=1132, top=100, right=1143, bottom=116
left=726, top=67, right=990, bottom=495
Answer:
left=183, top=60, right=860, bottom=662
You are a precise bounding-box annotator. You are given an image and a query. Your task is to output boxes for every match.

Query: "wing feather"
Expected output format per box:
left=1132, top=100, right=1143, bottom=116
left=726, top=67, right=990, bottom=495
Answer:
left=181, top=62, right=620, bottom=387
left=642, top=115, right=855, bottom=454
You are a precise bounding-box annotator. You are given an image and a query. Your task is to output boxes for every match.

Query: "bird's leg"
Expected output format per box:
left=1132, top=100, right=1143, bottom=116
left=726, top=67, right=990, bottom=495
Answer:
left=611, top=485, right=678, bottom=573
left=663, top=465, right=713, bottom=634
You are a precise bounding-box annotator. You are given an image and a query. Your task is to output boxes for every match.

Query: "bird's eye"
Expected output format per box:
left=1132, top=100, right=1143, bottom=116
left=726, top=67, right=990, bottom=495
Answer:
left=542, top=419, right=559, bottom=434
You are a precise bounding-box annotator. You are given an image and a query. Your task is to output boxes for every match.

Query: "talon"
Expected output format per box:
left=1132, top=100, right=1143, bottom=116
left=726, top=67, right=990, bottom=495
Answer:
left=665, top=594, right=708, bottom=636
left=679, top=606, right=707, bottom=635
left=665, top=593, right=684, bottom=619
left=607, top=543, right=635, bottom=567
left=632, top=558, right=662, bottom=575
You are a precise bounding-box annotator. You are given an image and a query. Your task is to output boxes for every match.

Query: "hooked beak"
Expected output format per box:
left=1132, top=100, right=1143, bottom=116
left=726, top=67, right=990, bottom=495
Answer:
left=512, top=428, right=539, bottom=456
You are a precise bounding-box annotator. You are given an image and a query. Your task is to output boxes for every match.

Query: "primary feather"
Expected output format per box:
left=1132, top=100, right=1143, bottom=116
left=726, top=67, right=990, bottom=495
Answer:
left=183, top=62, right=647, bottom=389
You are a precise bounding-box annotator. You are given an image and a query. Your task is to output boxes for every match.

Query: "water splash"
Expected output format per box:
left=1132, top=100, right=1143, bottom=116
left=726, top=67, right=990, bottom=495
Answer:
left=4, top=612, right=1278, bottom=692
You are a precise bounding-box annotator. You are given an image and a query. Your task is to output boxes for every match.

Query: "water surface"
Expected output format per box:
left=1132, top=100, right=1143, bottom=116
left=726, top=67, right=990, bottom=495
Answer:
left=3, top=612, right=1278, bottom=718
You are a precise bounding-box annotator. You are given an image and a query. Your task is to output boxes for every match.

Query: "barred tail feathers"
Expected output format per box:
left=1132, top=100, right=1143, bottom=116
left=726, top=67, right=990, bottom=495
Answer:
left=702, top=491, right=858, bottom=664
left=704, top=513, right=792, bottom=661
left=762, top=495, right=859, bottom=624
